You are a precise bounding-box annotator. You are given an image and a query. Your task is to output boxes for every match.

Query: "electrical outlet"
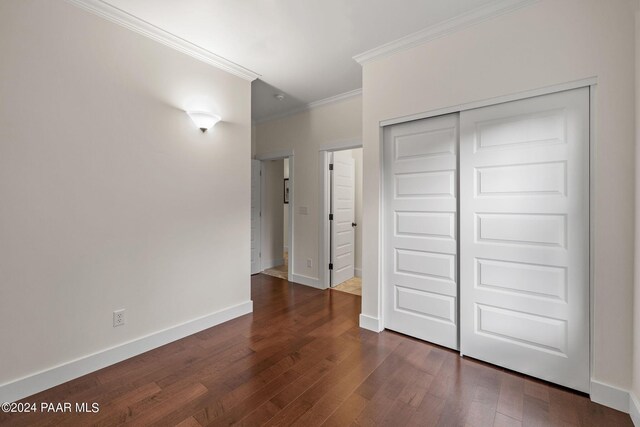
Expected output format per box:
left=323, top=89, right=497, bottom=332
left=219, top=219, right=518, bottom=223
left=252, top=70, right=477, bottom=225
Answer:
left=307, top=258, right=312, bottom=268
left=113, top=309, right=125, bottom=327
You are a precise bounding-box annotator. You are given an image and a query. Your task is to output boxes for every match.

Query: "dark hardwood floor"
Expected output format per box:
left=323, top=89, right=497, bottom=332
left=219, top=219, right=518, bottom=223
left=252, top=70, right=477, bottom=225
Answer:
left=1, top=274, right=632, bottom=426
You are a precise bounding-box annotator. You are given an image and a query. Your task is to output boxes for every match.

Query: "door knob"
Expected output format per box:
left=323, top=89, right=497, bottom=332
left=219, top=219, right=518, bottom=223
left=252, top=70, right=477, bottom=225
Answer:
left=352, top=222, right=357, bottom=227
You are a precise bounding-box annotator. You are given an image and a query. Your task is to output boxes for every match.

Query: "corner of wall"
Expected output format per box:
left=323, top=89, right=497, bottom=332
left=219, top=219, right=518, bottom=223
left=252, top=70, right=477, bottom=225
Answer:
left=630, top=391, right=640, bottom=426
left=590, top=380, right=630, bottom=413
left=359, top=314, right=383, bottom=332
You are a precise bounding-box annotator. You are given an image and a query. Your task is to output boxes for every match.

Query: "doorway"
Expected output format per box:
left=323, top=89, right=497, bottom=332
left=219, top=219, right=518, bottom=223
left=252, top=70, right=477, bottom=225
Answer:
left=319, top=145, right=363, bottom=295
left=251, top=152, right=294, bottom=282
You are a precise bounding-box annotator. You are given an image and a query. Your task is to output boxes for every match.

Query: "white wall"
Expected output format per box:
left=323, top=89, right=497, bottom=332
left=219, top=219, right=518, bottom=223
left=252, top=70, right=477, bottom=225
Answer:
left=0, top=0, right=251, bottom=390
left=255, top=96, right=362, bottom=284
left=284, top=159, right=290, bottom=251
left=261, top=159, right=285, bottom=268
left=361, top=0, right=635, bottom=392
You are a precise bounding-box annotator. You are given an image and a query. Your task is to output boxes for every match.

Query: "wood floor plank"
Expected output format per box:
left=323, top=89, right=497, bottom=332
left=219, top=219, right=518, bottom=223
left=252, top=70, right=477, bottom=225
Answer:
left=524, top=379, right=550, bottom=404
left=0, top=274, right=633, bottom=427
left=522, top=394, right=551, bottom=427
left=494, top=412, right=524, bottom=427
left=175, top=416, right=203, bottom=427
left=396, top=370, right=434, bottom=409
left=464, top=385, right=499, bottom=427
left=405, top=393, right=447, bottom=427
left=320, top=393, right=369, bottom=427
left=497, top=372, right=526, bottom=421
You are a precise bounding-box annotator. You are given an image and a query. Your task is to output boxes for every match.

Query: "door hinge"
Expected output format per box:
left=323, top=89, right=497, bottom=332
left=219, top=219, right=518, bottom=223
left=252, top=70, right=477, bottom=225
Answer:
left=329, top=163, right=334, bottom=171
left=329, top=213, right=334, bottom=221
left=329, top=263, right=333, bottom=270
left=259, top=252, right=261, bottom=258
left=259, top=211, right=262, bottom=217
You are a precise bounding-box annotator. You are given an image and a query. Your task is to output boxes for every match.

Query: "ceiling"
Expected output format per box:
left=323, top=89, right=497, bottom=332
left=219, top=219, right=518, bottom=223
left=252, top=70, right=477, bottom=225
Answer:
left=103, top=0, right=501, bottom=121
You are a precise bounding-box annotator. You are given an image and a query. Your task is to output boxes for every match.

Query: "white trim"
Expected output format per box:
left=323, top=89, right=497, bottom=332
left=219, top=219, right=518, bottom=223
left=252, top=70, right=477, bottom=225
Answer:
left=355, top=268, right=362, bottom=278
left=0, top=300, right=253, bottom=403
left=308, top=89, right=363, bottom=111
left=319, top=151, right=331, bottom=290
left=359, top=314, right=383, bottom=332
left=630, top=392, right=640, bottom=426
left=589, top=84, right=597, bottom=392
left=319, top=137, right=363, bottom=152
left=254, top=89, right=362, bottom=125
left=64, top=0, right=259, bottom=81
left=256, top=149, right=294, bottom=161
left=251, top=159, right=262, bottom=275
left=590, top=380, right=630, bottom=413
left=380, top=77, right=598, bottom=127
left=287, top=156, right=295, bottom=283
left=291, top=274, right=322, bottom=289
left=376, top=126, right=385, bottom=330
left=353, top=0, right=538, bottom=65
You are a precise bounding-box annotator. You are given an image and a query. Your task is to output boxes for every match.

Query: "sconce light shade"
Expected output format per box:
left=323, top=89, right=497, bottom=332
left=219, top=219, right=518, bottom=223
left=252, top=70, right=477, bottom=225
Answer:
left=187, top=111, right=221, bottom=132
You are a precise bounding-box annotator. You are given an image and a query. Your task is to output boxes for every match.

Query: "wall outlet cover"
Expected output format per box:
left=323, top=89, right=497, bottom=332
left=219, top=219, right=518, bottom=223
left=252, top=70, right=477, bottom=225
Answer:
left=113, top=309, right=125, bottom=327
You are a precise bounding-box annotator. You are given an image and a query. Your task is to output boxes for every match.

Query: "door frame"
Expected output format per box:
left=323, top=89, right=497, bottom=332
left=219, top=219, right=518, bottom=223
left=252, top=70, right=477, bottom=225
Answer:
left=256, top=149, right=294, bottom=282
left=378, top=77, right=597, bottom=385
left=318, top=139, right=362, bottom=289
left=251, top=159, right=262, bottom=275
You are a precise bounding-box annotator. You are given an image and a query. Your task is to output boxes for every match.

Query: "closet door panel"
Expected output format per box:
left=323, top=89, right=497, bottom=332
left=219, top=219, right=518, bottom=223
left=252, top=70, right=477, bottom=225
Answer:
left=459, top=88, right=590, bottom=392
left=383, top=114, right=459, bottom=350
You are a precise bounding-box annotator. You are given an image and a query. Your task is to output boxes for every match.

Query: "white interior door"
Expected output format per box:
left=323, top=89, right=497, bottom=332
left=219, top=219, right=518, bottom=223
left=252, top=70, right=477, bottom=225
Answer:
left=331, top=151, right=356, bottom=286
left=250, top=159, right=262, bottom=275
left=459, top=88, right=590, bottom=392
left=383, top=114, right=459, bottom=350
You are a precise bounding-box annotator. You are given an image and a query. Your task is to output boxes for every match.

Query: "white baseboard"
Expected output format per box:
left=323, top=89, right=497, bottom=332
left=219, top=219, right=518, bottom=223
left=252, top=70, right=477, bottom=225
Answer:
left=630, top=392, right=640, bottom=426
left=355, top=268, right=362, bottom=278
left=0, top=300, right=253, bottom=404
left=262, top=258, right=284, bottom=270
left=359, top=314, right=383, bottom=332
left=290, top=273, right=322, bottom=289
left=590, top=380, right=629, bottom=413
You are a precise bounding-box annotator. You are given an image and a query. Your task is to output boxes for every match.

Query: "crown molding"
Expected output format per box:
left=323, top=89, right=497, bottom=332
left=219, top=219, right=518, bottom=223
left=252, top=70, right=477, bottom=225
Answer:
left=354, top=0, right=539, bottom=65
left=64, top=0, right=260, bottom=81
left=254, top=88, right=362, bottom=125
left=306, top=88, right=363, bottom=111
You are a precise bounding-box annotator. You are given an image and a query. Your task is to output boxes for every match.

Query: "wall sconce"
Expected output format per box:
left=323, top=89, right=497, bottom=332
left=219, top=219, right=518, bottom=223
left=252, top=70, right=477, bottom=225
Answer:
left=186, top=111, right=221, bottom=132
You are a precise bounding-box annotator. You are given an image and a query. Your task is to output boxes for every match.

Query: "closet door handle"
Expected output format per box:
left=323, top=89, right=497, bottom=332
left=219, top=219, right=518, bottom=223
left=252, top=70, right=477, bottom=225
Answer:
left=352, top=222, right=357, bottom=227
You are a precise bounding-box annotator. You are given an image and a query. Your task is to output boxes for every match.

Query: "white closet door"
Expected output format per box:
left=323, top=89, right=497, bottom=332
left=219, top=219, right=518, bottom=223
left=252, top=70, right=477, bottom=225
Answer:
left=383, top=114, right=458, bottom=350
left=459, top=88, right=589, bottom=392
left=250, top=159, right=262, bottom=275
left=331, top=151, right=356, bottom=286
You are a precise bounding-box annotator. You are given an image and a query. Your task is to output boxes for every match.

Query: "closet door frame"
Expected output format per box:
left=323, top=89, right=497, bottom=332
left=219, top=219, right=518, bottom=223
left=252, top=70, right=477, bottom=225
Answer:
left=378, top=77, right=596, bottom=387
